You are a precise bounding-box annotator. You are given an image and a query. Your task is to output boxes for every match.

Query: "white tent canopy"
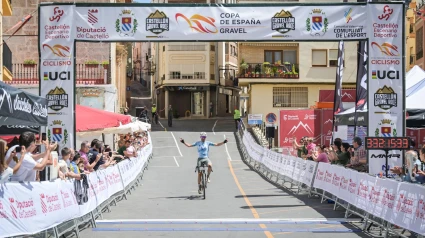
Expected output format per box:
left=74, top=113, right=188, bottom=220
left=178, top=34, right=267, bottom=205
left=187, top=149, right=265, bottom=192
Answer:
left=406, top=65, right=425, bottom=90
left=77, top=119, right=151, bottom=137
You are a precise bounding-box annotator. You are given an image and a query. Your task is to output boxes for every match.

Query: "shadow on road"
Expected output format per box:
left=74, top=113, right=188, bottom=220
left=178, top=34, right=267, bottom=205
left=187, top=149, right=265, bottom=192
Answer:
left=149, top=195, right=204, bottom=200
left=234, top=194, right=289, bottom=198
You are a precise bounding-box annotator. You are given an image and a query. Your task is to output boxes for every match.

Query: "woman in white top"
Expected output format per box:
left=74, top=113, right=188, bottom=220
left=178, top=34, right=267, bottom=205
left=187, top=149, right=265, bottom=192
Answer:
left=0, top=140, right=26, bottom=183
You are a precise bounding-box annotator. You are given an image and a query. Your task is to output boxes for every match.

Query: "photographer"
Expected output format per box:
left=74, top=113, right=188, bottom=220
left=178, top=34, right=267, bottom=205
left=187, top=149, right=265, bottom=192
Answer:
left=1, top=140, right=26, bottom=183
left=329, top=142, right=350, bottom=166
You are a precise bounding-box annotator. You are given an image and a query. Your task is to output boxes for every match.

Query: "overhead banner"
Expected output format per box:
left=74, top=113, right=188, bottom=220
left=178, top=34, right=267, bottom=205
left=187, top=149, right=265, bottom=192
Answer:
left=38, top=3, right=405, bottom=149
left=367, top=4, right=404, bottom=176
left=39, top=5, right=75, bottom=149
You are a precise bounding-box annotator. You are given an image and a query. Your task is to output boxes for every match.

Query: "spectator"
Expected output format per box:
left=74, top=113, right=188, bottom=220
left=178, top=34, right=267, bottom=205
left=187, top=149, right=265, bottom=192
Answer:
left=58, top=148, right=82, bottom=180
left=10, top=132, right=56, bottom=182
left=118, top=135, right=125, bottom=148
left=117, top=140, right=130, bottom=156
left=306, top=137, right=316, bottom=161
left=292, top=136, right=307, bottom=159
left=79, top=141, right=90, bottom=170
left=311, top=145, right=329, bottom=163
left=330, top=142, right=350, bottom=166
left=125, top=144, right=136, bottom=158
left=0, top=140, right=26, bottom=183
left=333, top=138, right=343, bottom=155
left=168, top=105, right=173, bottom=127
left=346, top=137, right=367, bottom=172
left=209, top=102, right=213, bottom=118
left=69, top=153, right=81, bottom=174
left=88, top=141, right=112, bottom=171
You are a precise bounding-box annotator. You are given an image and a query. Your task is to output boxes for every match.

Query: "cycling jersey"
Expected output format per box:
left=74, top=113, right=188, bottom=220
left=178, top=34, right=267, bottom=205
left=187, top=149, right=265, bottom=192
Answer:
left=192, top=141, right=215, bottom=158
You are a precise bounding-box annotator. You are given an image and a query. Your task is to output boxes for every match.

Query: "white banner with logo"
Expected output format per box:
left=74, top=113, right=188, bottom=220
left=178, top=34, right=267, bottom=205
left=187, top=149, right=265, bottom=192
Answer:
left=367, top=4, right=404, bottom=175
left=40, top=5, right=76, bottom=149
left=0, top=143, right=151, bottom=238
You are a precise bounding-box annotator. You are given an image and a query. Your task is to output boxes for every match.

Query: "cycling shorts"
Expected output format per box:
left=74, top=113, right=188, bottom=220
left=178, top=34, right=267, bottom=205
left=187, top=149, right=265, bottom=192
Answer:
left=197, top=157, right=212, bottom=167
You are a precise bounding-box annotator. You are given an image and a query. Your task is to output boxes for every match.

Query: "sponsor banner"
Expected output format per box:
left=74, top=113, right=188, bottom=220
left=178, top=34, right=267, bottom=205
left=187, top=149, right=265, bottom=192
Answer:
left=279, top=109, right=318, bottom=147
left=322, top=109, right=334, bottom=146
left=0, top=82, right=48, bottom=127
left=367, top=4, right=404, bottom=175
left=39, top=5, right=75, bottom=149
left=0, top=141, right=151, bottom=237
left=72, top=5, right=368, bottom=41
left=247, top=114, right=262, bottom=125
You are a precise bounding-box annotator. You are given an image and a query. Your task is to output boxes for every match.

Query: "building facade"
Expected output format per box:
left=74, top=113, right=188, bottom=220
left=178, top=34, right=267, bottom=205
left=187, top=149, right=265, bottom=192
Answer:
left=406, top=0, right=417, bottom=71
left=416, top=1, right=425, bottom=69
left=152, top=0, right=240, bottom=119
left=1, top=0, right=12, bottom=82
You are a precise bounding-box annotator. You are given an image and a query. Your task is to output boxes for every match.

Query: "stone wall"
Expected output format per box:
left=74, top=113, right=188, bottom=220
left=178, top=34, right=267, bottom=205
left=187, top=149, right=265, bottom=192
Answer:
left=3, top=0, right=110, bottom=64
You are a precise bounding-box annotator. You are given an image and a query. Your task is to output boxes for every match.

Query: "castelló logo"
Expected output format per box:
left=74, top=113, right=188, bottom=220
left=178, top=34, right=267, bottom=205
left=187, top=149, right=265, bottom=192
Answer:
left=306, top=9, right=328, bottom=36
left=375, top=119, right=396, bottom=137
left=116, top=9, right=138, bottom=37
left=49, top=7, right=64, bottom=22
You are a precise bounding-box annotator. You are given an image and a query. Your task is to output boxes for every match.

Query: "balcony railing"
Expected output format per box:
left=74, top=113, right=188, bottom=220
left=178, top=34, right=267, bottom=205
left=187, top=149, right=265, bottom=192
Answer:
left=410, top=54, right=416, bottom=65
left=4, top=63, right=108, bottom=85
left=3, top=41, right=12, bottom=74
left=239, top=63, right=299, bottom=79
left=168, top=45, right=206, bottom=51
left=169, top=72, right=206, bottom=80
left=417, top=50, right=424, bottom=61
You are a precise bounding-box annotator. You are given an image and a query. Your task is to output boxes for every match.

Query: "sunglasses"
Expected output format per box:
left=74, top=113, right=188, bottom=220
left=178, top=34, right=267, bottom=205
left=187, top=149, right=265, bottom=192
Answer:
left=200, top=136, right=207, bottom=139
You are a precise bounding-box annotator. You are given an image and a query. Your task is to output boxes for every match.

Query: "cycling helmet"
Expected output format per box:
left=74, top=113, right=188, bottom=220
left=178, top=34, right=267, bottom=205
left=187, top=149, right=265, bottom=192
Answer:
left=200, top=132, right=207, bottom=137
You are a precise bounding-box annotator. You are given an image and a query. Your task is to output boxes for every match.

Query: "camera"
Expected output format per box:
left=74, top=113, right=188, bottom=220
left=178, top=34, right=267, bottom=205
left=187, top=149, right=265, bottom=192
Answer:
left=15, top=146, right=22, bottom=153
left=109, top=151, right=113, bottom=157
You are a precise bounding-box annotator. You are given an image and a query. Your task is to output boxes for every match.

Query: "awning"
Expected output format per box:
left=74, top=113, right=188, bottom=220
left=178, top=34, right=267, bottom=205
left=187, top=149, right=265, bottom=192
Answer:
left=77, top=119, right=150, bottom=136
left=76, top=104, right=131, bottom=132
left=0, top=81, right=48, bottom=126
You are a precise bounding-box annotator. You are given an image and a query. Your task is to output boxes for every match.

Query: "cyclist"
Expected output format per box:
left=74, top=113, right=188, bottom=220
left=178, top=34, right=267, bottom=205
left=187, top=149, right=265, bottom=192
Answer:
left=180, top=132, right=227, bottom=194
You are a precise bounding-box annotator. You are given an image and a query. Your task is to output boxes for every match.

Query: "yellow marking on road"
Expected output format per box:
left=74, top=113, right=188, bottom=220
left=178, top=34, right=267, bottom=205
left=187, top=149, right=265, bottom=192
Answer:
left=228, top=159, right=274, bottom=238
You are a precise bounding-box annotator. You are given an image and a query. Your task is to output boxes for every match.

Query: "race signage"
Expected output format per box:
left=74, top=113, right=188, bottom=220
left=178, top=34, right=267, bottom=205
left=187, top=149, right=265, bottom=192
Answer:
left=367, top=4, right=404, bottom=176
left=39, top=3, right=405, bottom=150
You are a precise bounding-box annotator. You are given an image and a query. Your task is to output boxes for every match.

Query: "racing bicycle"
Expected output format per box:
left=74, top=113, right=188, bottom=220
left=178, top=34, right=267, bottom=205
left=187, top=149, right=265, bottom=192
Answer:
left=153, top=112, right=159, bottom=125
left=195, top=161, right=211, bottom=199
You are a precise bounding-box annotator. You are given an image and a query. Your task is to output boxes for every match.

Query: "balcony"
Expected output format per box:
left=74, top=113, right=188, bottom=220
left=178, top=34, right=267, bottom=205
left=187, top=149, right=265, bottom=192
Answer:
left=2, top=0, right=12, bottom=16
left=410, top=54, right=416, bottom=65
left=168, top=45, right=206, bottom=51
left=239, top=63, right=299, bottom=78
left=410, top=24, right=416, bottom=38
left=2, top=41, right=13, bottom=81
left=169, top=72, right=206, bottom=80
left=4, top=63, right=109, bottom=85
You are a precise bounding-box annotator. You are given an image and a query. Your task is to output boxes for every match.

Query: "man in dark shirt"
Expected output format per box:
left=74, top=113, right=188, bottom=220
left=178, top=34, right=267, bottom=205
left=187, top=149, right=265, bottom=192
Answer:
left=117, top=140, right=130, bottom=156
left=87, top=141, right=105, bottom=171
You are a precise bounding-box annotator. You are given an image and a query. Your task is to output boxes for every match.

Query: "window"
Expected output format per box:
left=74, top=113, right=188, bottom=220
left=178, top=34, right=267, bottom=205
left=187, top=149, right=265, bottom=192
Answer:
left=283, top=50, right=297, bottom=64
left=170, top=71, right=181, bottom=79
left=194, top=72, right=205, bottom=79
left=225, top=44, right=229, bottom=54
left=181, top=74, right=194, bottom=79
left=264, top=50, right=282, bottom=64
left=312, top=49, right=327, bottom=67
left=416, top=27, right=423, bottom=60
left=272, top=87, right=308, bottom=108
left=329, top=49, right=345, bottom=67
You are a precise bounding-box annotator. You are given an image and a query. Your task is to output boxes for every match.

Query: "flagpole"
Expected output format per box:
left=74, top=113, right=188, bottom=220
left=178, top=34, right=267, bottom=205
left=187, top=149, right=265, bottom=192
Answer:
left=353, top=42, right=362, bottom=137
left=332, top=40, right=344, bottom=143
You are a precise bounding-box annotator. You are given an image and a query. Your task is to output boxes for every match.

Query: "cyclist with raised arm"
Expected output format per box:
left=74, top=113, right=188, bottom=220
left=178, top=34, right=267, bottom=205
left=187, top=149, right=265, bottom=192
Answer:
left=180, top=132, right=227, bottom=194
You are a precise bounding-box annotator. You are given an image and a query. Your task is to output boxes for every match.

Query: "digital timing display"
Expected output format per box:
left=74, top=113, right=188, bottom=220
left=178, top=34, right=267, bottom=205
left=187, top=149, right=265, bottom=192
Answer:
left=365, top=137, right=410, bottom=150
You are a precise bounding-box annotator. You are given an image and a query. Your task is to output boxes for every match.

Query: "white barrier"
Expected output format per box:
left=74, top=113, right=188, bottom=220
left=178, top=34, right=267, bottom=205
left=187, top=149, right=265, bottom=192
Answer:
left=0, top=137, right=152, bottom=238
left=238, top=129, right=425, bottom=236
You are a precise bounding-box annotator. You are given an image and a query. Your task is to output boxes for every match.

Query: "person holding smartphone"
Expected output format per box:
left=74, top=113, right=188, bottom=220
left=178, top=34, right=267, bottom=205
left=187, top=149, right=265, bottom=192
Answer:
left=1, top=141, right=27, bottom=183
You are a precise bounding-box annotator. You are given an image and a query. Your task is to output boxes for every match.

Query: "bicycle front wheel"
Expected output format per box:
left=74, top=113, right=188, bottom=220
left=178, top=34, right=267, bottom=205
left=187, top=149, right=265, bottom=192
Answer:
left=202, top=172, right=206, bottom=199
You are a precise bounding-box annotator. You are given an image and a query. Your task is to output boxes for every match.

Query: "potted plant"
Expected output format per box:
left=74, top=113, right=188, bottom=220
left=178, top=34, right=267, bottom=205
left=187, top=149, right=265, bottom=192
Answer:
left=278, top=70, right=285, bottom=78
left=265, top=67, right=272, bottom=77
left=272, top=65, right=278, bottom=77
left=254, top=64, right=261, bottom=77
left=286, top=72, right=293, bottom=78
left=292, top=64, right=299, bottom=78
left=240, top=59, right=249, bottom=77
left=262, top=62, right=270, bottom=77
left=23, top=59, right=36, bottom=67
left=102, top=60, right=109, bottom=69
left=85, top=60, right=99, bottom=68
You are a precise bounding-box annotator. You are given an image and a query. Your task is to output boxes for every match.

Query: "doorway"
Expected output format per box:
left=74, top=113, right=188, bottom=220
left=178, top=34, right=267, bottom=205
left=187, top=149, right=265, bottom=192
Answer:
left=192, top=92, right=204, bottom=116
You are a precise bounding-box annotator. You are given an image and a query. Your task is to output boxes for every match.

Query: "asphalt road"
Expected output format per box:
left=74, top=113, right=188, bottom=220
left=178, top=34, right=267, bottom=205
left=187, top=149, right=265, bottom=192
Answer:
left=80, top=118, right=370, bottom=238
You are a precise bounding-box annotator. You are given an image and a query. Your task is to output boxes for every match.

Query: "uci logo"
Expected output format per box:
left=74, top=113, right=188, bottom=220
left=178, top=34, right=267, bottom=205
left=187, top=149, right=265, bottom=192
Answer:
left=371, top=70, right=399, bottom=80
left=44, top=71, right=70, bottom=80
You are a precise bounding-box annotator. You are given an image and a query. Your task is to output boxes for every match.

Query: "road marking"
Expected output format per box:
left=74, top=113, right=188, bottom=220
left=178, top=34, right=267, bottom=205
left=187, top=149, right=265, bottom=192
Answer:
left=227, top=160, right=273, bottom=238
left=170, top=132, right=183, bottom=157
left=173, top=156, right=180, bottom=167
left=96, top=218, right=362, bottom=225
left=158, top=120, right=165, bottom=130
left=92, top=227, right=361, bottom=232
left=153, top=146, right=178, bottom=148
left=224, top=134, right=232, bottom=161
left=212, top=120, right=218, bottom=135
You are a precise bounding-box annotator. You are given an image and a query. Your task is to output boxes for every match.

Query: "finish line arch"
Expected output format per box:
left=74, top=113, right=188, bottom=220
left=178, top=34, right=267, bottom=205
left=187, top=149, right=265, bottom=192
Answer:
left=39, top=1, right=405, bottom=171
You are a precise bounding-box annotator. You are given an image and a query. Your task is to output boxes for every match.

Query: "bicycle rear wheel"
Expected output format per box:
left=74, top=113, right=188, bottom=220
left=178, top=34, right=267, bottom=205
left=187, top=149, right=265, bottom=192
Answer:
left=155, top=114, right=158, bottom=124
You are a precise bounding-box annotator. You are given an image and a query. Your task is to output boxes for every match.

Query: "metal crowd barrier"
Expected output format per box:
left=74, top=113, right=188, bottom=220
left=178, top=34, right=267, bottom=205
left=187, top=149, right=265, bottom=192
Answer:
left=235, top=121, right=423, bottom=238
left=10, top=154, right=153, bottom=238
